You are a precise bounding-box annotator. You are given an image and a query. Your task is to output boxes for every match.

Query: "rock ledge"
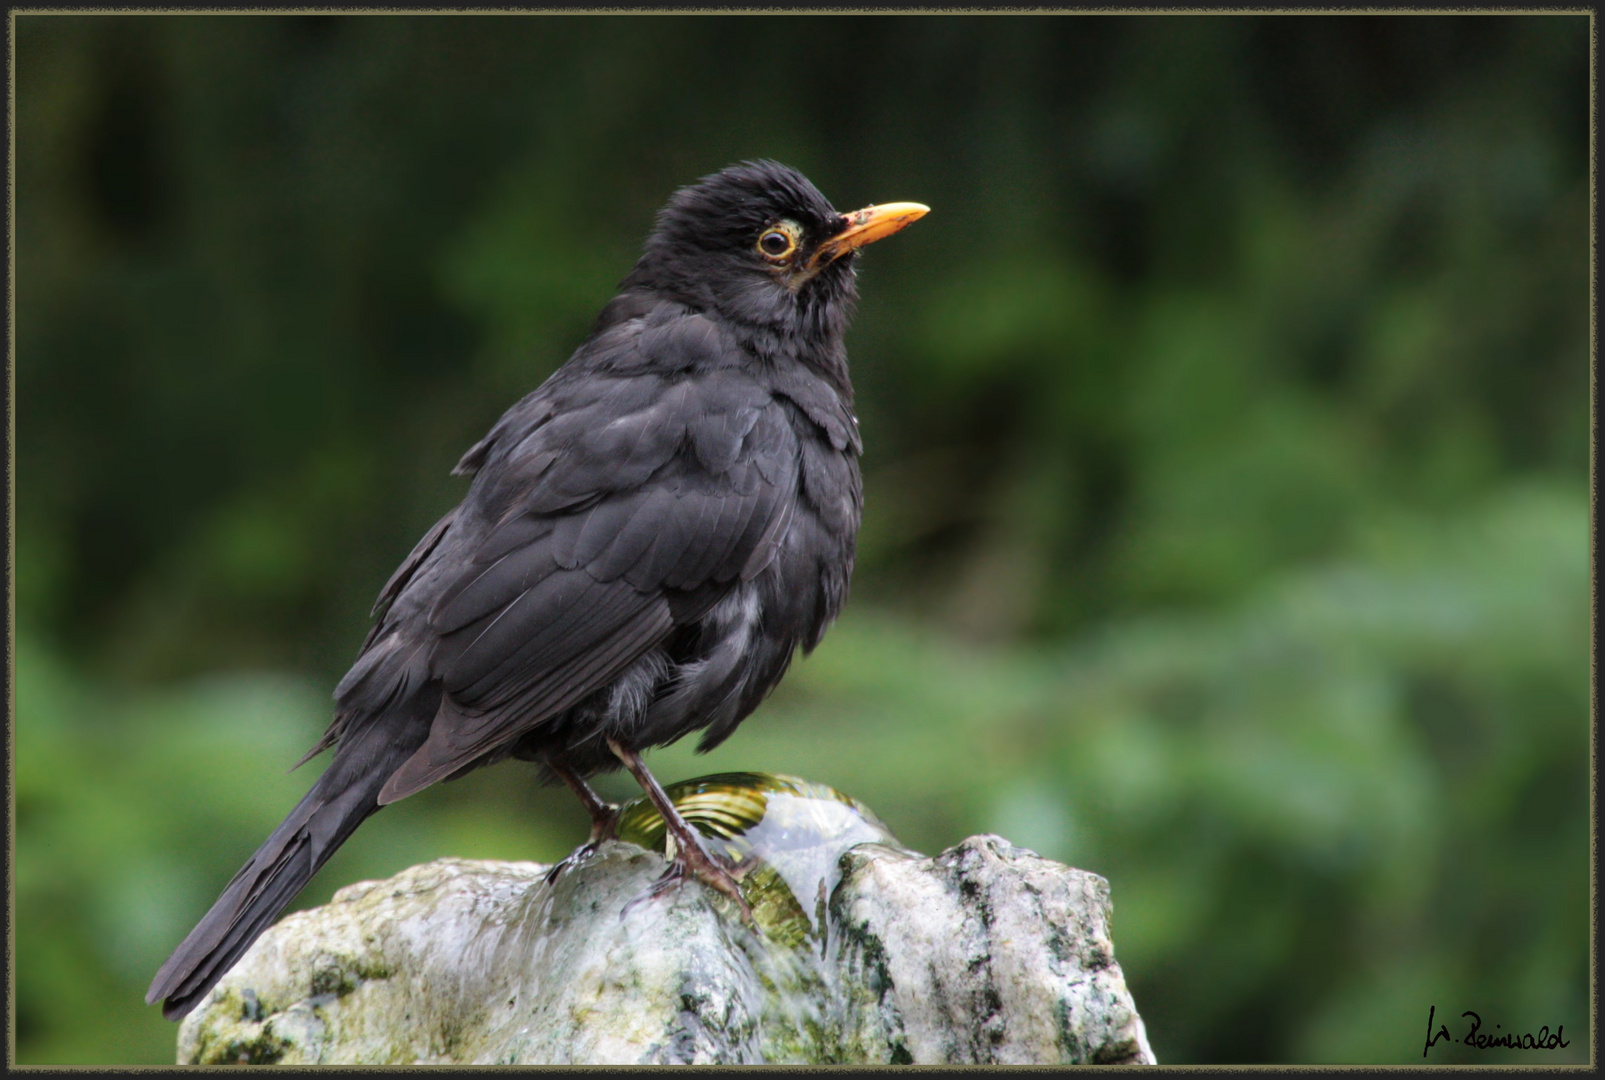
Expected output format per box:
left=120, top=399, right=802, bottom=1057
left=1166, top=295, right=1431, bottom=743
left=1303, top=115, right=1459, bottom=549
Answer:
left=178, top=836, right=1155, bottom=1065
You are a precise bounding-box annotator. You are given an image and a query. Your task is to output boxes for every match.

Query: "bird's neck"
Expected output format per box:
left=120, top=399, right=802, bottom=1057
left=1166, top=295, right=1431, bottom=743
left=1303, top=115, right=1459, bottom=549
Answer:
left=738, top=315, right=856, bottom=405
left=595, top=283, right=857, bottom=404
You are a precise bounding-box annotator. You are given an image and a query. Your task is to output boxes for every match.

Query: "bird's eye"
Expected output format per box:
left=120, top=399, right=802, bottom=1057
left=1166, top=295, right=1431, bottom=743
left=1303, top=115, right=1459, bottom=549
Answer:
left=757, top=224, right=799, bottom=262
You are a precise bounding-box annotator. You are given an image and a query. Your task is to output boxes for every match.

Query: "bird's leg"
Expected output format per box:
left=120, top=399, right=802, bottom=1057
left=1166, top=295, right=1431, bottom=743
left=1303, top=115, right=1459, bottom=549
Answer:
left=544, top=754, right=620, bottom=885
left=551, top=756, right=620, bottom=844
left=607, top=738, right=754, bottom=924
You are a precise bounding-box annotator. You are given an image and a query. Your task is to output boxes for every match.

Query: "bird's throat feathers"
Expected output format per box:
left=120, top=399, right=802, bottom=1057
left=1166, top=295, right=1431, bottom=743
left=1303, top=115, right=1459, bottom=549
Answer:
left=602, top=262, right=857, bottom=397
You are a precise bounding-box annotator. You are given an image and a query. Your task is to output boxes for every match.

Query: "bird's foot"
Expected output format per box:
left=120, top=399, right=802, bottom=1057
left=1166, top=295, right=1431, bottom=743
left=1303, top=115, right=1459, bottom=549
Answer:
left=544, top=804, right=620, bottom=885
left=604, top=737, right=754, bottom=925
left=676, top=840, right=755, bottom=924
left=621, top=844, right=755, bottom=926
left=543, top=845, right=592, bottom=886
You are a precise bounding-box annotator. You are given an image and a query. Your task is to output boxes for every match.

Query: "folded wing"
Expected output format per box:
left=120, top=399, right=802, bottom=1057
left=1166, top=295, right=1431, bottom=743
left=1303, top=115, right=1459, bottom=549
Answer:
left=371, top=312, right=800, bottom=802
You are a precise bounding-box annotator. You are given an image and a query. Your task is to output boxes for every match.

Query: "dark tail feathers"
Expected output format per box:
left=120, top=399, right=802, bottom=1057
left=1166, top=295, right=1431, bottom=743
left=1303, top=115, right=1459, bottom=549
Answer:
left=147, top=697, right=434, bottom=1020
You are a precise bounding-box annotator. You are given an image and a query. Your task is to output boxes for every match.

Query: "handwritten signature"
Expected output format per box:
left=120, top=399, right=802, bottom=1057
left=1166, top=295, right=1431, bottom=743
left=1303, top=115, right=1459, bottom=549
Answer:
left=1423, top=1005, right=1570, bottom=1058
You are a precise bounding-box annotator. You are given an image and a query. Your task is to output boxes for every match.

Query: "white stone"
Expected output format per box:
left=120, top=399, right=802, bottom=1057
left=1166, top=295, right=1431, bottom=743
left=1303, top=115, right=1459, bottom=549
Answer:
left=177, top=836, right=1154, bottom=1065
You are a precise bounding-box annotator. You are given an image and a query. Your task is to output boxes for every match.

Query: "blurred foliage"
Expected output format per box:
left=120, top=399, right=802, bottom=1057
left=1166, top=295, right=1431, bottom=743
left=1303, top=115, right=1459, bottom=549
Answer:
left=11, top=12, right=1590, bottom=1066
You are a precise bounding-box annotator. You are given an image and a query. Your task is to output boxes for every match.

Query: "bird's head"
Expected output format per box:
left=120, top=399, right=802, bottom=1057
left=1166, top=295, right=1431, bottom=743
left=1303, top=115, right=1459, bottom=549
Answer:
left=621, top=160, right=928, bottom=362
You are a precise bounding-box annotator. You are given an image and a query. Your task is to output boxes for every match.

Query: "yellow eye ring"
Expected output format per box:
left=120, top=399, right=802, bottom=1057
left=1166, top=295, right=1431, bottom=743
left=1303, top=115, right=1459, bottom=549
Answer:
left=756, top=222, right=800, bottom=262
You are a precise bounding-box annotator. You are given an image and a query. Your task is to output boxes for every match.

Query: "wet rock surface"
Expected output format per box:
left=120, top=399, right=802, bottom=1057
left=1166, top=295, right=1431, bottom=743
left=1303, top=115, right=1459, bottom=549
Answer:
left=177, top=836, right=1154, bottom=1065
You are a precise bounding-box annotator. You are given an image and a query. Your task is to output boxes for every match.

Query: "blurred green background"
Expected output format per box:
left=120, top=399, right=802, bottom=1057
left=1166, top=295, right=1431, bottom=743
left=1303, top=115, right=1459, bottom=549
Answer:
left=12, top=13, right=1590, bottom=1066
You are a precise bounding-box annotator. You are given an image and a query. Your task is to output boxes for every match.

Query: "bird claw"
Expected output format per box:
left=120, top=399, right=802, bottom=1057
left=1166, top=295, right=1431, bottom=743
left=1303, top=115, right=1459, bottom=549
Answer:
left=545, top=801, right=621, bottom=886
left=544, top=827, right=618, bottom=886
left=619, top=850, right=755, bottom=926
left=544, top=843, right=595, bottom=886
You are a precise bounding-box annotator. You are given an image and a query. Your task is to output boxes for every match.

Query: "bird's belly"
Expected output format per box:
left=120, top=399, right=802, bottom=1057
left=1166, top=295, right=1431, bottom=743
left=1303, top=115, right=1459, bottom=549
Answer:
left=511, top=484, right=854, bottom=777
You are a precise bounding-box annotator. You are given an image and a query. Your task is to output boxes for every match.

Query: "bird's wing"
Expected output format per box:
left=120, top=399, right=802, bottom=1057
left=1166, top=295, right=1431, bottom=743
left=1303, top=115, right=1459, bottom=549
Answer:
left=373, top=312, right=799, bottom=803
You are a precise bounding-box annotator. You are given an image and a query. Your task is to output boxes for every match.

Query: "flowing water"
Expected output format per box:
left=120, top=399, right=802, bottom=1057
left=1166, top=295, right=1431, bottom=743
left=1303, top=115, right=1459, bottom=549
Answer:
left=613, top=772, right=912, bottom=1061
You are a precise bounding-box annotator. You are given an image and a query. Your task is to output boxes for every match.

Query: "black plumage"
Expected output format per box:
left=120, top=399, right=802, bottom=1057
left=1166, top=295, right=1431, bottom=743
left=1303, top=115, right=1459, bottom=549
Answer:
left=147, top=161, right=927, bottom=1020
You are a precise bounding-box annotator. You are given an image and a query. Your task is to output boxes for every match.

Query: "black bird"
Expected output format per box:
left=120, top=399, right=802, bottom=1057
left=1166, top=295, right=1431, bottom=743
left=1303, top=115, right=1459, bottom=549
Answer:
left=146, top=160, right=927, bottom=1020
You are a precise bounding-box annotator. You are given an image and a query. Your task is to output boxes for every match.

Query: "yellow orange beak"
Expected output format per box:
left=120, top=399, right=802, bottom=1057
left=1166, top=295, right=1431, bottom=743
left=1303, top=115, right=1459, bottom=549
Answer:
left=809, top=201, right=930, bottom=270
